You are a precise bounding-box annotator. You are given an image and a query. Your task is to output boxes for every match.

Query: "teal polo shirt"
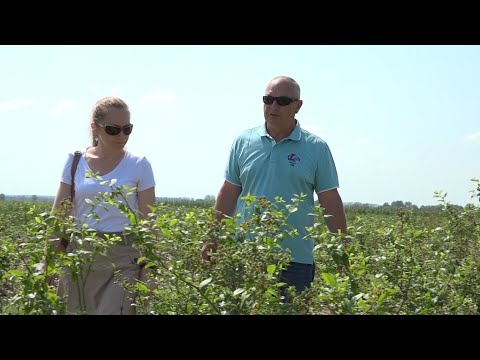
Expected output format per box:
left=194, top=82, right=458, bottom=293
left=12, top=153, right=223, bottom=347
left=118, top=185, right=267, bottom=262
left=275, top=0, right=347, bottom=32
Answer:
left=225, top=121, right=339, bottom=264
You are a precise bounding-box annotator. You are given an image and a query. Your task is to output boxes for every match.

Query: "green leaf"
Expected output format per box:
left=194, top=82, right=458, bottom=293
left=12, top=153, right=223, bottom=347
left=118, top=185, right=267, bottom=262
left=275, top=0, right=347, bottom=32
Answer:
left=233, top=288, right=245, bottom=296
left=353, top=293, right=365, bottom=301
left=162, top=228, right=172, bottom=238
left=322, top=272, right=336, bottom=287
left=386, top=288, right=398, bottom=295
left=241, top=193, right=257, bottom=206
left=135, top=283, right=150, bottom=293
left=331, top=248, right=349, bottom=265
left=267, top=264, right=276, bottom=275
left=8, top=269, right=24, bottom=277
left=377, top=293, right=387, bottom=304
left=199, top=277, right=212, bottom=289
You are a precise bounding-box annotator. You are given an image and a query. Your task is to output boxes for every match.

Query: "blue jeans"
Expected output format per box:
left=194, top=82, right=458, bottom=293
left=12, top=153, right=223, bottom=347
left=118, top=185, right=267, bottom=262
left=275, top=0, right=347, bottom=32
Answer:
left=280, top=262, right=315, bottom=297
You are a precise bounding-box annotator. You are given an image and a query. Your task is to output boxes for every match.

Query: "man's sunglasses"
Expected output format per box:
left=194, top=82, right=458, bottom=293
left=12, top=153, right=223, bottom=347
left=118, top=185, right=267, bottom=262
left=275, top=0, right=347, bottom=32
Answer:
left=97, top=123, right=133, bottom=136
left=263, top=96, right=298, bottom=106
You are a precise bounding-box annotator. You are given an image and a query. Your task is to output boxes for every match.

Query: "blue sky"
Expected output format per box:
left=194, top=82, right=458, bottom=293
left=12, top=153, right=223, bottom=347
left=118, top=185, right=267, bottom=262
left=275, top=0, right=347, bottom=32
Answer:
left=1, top=45, right=479, bottom=206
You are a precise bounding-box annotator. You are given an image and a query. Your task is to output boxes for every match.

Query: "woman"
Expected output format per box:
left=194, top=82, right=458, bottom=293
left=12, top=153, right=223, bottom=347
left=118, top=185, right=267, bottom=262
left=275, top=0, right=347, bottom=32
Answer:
left=51, top=96, right=156, bottom=315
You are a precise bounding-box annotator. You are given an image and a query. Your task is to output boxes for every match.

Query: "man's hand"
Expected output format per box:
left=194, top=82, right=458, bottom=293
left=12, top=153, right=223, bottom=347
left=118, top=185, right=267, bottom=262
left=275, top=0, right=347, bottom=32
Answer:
left=201, top=240, right=218, bottom=262
left=37, top=260, right=59, bottom=287
left=46, top=274, right=59, bottom=287
left=49, top=237, right=68, bottom=253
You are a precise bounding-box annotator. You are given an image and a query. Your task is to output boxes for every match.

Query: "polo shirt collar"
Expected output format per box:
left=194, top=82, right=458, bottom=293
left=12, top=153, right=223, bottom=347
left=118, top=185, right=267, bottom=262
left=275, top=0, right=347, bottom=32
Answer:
left=257, top=120, right=302, bottom=141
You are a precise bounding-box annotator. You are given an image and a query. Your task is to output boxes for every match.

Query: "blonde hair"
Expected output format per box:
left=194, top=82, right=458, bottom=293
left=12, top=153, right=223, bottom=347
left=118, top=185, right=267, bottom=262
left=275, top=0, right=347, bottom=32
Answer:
left=90, top=96, right=130, bottom=146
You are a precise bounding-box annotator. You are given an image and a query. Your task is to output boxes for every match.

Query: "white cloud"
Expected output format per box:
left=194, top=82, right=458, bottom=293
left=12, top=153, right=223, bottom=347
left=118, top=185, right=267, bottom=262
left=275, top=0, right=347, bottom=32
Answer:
left=354, top=138, right=369, bottom=145
left=465, top=132, right=480, bottom=143
left=53, top=100, right=75, bottom=114
left=0, top=98, right=35, bottom=113
left=138, top=90, right=175, bottom=104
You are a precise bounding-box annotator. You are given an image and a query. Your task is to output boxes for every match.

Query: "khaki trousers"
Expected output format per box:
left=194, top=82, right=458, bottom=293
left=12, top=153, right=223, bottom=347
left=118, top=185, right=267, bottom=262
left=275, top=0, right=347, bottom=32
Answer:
left=57, top=234, right=142, bottom=315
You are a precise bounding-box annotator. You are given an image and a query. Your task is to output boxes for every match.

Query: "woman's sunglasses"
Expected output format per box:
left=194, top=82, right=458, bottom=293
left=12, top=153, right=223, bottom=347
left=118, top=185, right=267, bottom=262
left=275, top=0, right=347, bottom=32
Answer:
left=97, top=123, right=133, bottom=136
left=263, top=96, right=298, bottom=106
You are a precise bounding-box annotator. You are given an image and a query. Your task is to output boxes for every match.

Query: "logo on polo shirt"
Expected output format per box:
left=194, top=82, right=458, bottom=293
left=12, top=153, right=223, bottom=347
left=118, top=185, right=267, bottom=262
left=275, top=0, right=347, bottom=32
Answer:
left=287, top=153, right=301, bottom=166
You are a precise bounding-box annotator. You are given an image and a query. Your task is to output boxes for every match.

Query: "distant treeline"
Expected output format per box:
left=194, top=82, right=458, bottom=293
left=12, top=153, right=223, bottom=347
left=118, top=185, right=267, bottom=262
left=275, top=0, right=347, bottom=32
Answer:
left=342, top=200, right=462, bottom=213
left=0, top=193, right=216, bottom=206
left=0, top=193, right=464, bottom=211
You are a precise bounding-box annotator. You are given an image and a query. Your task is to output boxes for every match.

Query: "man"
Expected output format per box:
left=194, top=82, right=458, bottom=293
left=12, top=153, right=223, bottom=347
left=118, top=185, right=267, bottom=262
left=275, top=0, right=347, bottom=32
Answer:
left=202, top=76, right=347, bottom=294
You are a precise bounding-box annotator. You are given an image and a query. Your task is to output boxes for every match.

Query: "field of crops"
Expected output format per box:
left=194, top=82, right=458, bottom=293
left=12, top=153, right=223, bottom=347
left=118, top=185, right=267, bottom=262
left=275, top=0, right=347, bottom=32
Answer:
left=1, top=186, right=479, bottom=315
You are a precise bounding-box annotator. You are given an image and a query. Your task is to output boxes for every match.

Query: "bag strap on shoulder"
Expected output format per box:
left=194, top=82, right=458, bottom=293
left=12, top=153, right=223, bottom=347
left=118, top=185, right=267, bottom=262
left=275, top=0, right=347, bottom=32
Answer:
left=60, top=151, right=82, bottom=250
left=70, top=150, right=82, bottom=200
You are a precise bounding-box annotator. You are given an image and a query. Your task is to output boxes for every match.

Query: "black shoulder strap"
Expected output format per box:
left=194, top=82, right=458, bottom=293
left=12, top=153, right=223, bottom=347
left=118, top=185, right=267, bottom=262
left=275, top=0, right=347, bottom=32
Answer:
left=70, top=151, right=82, bottom=200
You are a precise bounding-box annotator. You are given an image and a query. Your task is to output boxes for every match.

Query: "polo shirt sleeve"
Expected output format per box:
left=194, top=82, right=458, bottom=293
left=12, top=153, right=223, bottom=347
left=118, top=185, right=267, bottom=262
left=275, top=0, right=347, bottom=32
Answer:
left=315, top=143, right=339, bottom=193
left=224, top=138, right=242, bottom=186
